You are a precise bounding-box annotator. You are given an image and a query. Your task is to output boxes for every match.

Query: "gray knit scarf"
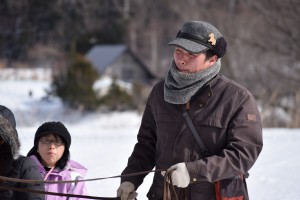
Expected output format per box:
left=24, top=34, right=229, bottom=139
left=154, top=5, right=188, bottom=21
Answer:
left=164, top=59, right=221, bottom=104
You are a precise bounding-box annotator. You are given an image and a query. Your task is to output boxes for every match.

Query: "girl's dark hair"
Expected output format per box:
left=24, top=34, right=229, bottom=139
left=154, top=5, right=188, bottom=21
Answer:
left=55, top=148, right=70, bottom=169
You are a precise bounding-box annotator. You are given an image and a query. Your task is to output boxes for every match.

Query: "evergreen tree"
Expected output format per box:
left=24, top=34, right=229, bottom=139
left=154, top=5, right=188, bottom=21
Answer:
left=51, top=54, right=99, bottom=111
left=99, top=79, right=134, bottom=111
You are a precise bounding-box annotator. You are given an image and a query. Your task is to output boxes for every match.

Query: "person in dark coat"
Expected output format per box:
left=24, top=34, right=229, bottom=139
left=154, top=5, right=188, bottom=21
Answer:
left=0, top=105, right=45, bottom=200
left=117, top=21, right=263, bottom=200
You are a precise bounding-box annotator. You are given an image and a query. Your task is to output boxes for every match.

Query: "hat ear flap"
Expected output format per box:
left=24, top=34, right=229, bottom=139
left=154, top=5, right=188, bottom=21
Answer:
left=212, top=37, right=227, bottom=58
left=176, top=30, right=182, bottom=38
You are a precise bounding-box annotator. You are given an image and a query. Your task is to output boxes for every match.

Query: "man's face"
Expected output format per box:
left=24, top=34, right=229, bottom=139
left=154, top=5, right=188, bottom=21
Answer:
left=173, top=47, right=216, bottom=73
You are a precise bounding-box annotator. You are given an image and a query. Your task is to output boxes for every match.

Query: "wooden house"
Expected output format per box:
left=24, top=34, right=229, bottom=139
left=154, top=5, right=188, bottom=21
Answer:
left=85, top=44, right=155, bottom=83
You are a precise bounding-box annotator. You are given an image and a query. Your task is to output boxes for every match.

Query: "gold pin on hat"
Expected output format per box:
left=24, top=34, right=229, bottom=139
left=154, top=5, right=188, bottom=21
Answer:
left=208, top=33, right=216, bottom=46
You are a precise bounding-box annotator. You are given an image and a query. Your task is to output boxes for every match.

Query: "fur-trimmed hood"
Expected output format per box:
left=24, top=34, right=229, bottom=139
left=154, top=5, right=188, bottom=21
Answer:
left=0, top=115, right=20, bottom=159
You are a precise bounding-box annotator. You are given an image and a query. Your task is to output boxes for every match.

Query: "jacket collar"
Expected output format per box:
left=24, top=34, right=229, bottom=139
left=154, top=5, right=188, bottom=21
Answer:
left=30, top=155, right=87, bottom=177
left=189, top=74, right=220, bottom=108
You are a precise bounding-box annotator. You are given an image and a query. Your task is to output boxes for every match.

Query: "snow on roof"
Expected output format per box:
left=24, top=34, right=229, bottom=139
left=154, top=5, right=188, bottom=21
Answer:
left=85, top=44, right=127, bottom=72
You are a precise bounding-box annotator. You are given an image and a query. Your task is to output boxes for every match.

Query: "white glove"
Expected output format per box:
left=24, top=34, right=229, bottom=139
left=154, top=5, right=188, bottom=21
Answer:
left=117, top=181, right=138, bottom=200
left=166, top=162, right=190, bottom=188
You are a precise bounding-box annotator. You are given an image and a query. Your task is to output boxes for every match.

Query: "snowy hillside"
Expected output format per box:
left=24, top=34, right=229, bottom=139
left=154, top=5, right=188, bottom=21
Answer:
left=1, top=77, right=300, bottom=199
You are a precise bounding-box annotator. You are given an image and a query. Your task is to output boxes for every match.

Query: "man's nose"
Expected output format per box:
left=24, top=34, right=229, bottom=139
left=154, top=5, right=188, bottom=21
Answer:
left=178, top=56, right=187, bottom=65
left=178, top=53, right=189, bottom=65
left=179, top=60, right=186, bottom=65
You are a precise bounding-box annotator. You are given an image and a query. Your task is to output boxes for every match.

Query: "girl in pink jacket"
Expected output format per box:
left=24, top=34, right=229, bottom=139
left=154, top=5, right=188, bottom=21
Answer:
left=27, top=121, right=88, bottom=200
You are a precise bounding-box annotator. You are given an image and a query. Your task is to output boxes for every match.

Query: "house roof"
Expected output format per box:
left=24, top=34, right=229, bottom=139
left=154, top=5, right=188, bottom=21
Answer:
left=85, top=44, right=127, bottom=72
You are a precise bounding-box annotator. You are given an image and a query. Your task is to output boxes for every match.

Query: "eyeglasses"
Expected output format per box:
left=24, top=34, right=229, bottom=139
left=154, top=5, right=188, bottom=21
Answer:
left=40, top=137, right=64, bottom=146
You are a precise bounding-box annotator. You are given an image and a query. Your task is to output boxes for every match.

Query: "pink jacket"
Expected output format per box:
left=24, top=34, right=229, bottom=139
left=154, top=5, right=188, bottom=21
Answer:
left=30, top=155, right=88, bottom=200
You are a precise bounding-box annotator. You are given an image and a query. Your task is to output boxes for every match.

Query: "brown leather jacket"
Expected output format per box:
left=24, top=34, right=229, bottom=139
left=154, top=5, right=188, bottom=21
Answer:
left=121, top=74, right=263, bottom=200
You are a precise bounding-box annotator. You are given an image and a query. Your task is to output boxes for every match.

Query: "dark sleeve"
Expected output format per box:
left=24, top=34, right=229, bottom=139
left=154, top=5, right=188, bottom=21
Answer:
left=15, top=156, right=45, bottom=200
left=121, top=84, right=158, bottom=189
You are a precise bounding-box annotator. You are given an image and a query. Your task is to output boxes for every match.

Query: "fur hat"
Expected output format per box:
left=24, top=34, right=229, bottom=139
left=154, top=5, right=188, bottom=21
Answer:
left=168, top=21, right=227, bottom=58
left=0, top=115, right=20, bottom=159
left=0, top=105, right=16, bottom=129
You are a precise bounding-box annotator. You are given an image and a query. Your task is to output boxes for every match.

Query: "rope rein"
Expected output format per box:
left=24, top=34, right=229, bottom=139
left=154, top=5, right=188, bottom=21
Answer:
left=0, top=169, right=165, bottom=184
left=0, top=185, right=118, bottom=200
left=0, top=168, right=183, bottom=200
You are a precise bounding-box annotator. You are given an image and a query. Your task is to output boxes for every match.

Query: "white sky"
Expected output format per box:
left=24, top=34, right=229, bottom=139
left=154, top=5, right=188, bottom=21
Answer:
left=1, top=75, right=300, bottom=199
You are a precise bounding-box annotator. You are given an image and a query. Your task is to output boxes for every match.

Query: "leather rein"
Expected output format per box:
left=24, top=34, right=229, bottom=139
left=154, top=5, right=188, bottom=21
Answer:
left=0, top=168, right=179, bottom=200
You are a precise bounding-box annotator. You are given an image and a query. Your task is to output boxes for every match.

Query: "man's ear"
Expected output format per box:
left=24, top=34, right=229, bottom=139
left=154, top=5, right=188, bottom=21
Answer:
left=209, top=55, right=218, bottom=66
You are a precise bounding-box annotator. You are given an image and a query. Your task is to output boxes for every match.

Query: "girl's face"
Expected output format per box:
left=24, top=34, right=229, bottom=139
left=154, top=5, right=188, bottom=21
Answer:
left=37, top=133, right=65, bottom=167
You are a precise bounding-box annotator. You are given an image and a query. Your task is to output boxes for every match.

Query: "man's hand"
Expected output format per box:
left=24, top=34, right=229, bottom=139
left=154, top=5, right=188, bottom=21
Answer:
left=166, top=162, right=190, bottom=188
left=117, top=181, right=138, bottom=200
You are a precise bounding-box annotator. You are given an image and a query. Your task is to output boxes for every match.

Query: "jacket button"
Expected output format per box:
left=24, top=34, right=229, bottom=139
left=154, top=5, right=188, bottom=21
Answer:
left=151, top=194, right=155, bottom=198
left=199, top=104, right=203, bottom=107
left=208, top=92, right=211, bottom=97
left=193, top=178, right=197, bottom=182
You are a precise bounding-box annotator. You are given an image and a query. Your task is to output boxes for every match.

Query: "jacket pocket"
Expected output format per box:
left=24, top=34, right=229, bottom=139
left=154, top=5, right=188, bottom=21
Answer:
left=156, top=112, right=181, bottom=152
left=194, top=115, right=224, bottom=128
left=192, top=116, right=227, bottom=154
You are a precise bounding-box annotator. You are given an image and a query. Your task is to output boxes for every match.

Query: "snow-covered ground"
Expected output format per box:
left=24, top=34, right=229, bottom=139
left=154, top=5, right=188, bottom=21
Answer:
left=1, top=78, right=300, bottom=199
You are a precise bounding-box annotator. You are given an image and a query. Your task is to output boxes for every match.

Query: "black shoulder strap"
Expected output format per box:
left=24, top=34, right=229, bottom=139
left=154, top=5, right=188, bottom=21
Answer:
left=182, top=105, right=250, bottom=179
left=182, top=106, right=210, bottom=157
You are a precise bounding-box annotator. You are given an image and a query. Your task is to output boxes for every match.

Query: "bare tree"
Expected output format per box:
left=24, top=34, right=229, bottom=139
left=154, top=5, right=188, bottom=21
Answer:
left=247, top=0, right=300, bottom=127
